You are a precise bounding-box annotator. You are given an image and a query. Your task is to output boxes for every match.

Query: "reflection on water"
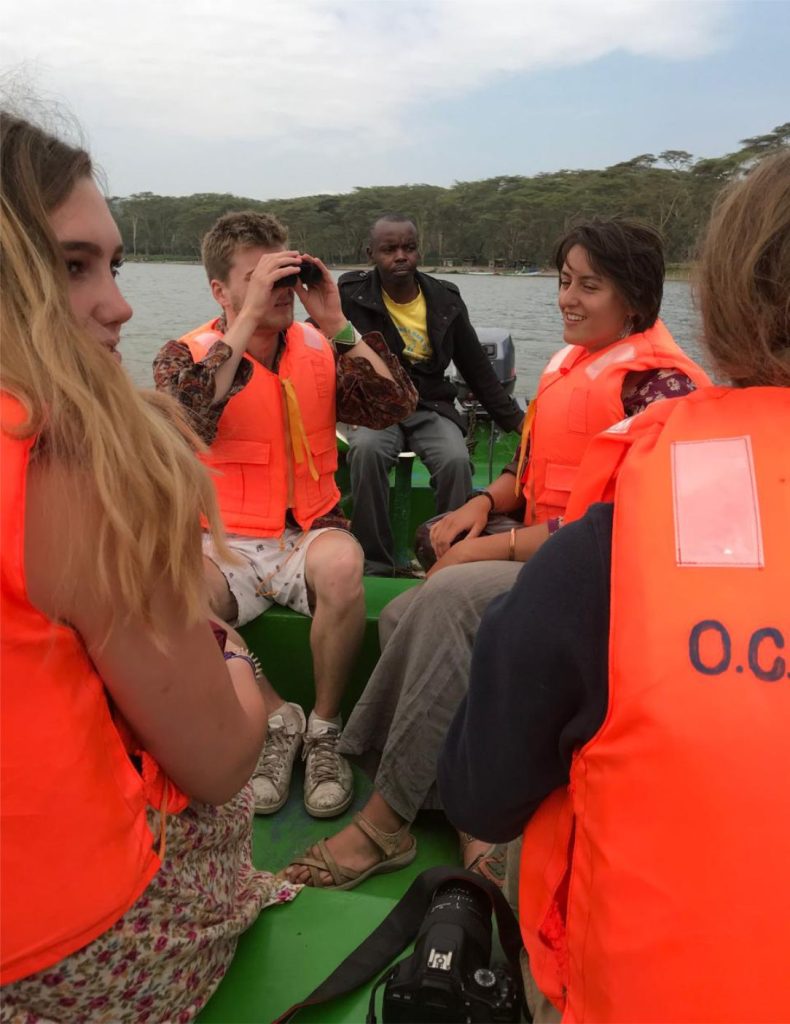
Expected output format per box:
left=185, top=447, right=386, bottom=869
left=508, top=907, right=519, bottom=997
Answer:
left=119, top=264, right=706, bottom=396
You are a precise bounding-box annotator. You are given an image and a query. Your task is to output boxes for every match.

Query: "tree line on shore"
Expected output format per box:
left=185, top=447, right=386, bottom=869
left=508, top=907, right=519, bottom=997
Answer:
left=110, top=124, right=788, bottom=268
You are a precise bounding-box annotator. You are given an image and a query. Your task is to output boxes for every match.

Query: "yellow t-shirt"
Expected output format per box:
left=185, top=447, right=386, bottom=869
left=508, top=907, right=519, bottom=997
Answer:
left=382, top=288, right=431, bottom=363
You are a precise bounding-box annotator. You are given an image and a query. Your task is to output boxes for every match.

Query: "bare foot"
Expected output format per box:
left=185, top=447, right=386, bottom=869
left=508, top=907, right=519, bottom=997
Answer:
left=459, top=831, right=507, bottom=888
left=284, top=818, right=412, bottom=887
left=461, top=835, right=493, bottom=870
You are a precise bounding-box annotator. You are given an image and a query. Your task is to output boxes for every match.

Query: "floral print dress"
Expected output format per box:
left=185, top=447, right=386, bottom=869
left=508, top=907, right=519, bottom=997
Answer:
left=1, top=783, right=299, bottom=1023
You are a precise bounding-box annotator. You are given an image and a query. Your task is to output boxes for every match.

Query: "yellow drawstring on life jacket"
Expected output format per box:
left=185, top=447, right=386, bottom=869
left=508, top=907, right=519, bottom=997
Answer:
left=514, top=400, right=537, bottom=495
left=281, top=378, right=319, bottom=482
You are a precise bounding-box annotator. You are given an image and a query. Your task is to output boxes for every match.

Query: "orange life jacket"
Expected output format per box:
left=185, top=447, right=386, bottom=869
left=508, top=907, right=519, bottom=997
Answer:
left=519, top=320, right=710, bottom=524
left=519, top=386, right=790, bottom=1022
left=181, top=319, right=340, bottom=537
left=0, top=393, right=186, bottom=985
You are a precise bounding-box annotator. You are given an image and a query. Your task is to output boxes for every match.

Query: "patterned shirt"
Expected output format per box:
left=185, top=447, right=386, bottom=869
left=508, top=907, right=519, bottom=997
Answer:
left=153, top=324, right=418, bottom=532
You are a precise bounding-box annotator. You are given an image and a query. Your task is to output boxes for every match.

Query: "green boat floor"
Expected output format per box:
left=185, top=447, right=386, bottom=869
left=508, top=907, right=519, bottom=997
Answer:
left=198, top=888, right=396, bottom=1024
left=202, top=445, right=523, bottom=1022
left=198, top=766, right=459, bottom=1024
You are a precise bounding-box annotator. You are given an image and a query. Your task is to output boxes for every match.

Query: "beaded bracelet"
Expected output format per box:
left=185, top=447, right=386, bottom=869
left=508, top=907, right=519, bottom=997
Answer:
left=224, top=650, right=263, bottom=680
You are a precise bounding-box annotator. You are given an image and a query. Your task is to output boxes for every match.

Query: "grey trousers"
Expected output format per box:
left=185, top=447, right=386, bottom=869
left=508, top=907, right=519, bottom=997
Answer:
left=346, top=409, right=472, bottom=575
left=338, top=560, right=523, bottom=821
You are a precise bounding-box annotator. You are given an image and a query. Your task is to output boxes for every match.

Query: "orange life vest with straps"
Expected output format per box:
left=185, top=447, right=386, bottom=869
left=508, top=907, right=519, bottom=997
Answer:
left=0, top=393, right=186, bottom=985
left=180, top=319, right=340, bottom=537
left=517, top=320, right=710, bottom=524
left=519, top=387, right=790, bottom=1022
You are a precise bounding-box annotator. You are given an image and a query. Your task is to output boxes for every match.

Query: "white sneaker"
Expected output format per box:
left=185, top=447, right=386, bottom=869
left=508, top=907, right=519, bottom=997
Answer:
left=303, top=724, right=354, bottom=819
left=252, top=703, right=306, bottom=815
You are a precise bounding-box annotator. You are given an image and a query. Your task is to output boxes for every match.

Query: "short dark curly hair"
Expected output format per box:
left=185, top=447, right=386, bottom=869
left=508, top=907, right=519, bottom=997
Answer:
left=554, top=218, right=665, bottom=332
left=201, top=210, right=288, bottom=283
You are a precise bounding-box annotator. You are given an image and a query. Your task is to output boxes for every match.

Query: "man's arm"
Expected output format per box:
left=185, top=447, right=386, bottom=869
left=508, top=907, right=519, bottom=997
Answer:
left=450, top=305, right=524, bottom=433
left=336, top=332, right=418, bottom=427
left=437, top=504, right=613, bottom=843
left=298, top=257, right=396, bottom=382
left=153, top=339, right=250, bottom=445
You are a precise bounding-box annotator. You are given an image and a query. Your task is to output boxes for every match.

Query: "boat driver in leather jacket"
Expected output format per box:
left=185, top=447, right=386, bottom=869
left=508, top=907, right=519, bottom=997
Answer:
left=339, top=214, right=523, bottom=575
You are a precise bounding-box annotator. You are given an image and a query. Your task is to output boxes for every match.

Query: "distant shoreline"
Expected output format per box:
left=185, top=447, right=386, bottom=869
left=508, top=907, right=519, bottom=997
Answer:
left=124, top=257, right=691, bottom=282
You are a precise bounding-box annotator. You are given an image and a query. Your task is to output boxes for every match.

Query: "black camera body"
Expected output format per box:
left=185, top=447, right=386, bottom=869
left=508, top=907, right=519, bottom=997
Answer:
left=381, top=881, right=520, bottom=1023
left=276, top=259, right=324, bottom=289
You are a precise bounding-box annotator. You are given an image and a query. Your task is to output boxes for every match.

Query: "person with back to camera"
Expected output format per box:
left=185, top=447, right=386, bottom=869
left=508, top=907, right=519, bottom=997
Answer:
left=154, top=211, right=417, bottom=821
left=0, top=111, right=299, bottom=1023
left=283, top=218, right=710, bottom=891
left=338, top=213, right=524, bottom=575
left=439, top=151, right=790, bottom=1023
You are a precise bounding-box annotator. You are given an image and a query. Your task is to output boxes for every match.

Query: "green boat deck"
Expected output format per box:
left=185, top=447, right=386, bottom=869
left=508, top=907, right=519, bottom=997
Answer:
left=198, top=771, right=459, bottom=1023
left=198, top=422, right=518, bottom=1022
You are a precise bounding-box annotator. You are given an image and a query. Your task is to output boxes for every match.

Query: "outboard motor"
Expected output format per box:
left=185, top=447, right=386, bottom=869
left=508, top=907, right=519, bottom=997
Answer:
left=451, top=329, right=516, bottom=415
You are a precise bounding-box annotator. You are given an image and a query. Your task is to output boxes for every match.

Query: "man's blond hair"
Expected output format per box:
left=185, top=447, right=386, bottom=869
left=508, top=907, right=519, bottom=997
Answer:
left=201, top=210, right=289, bottom=282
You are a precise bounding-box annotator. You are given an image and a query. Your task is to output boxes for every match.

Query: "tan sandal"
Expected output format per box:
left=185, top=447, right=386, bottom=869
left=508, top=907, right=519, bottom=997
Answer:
left=459, top=831, right=507, bottom=890
left=288, top=811, right=417, bottom=891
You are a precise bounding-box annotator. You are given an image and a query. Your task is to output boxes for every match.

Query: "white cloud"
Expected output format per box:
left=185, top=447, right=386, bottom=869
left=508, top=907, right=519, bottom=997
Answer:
left=1, top=0, right=729, bottom=147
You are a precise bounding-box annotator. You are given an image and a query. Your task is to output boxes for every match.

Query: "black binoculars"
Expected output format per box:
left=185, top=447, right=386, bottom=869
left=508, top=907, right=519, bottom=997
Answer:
left=275, top=260, right=324, bottom=289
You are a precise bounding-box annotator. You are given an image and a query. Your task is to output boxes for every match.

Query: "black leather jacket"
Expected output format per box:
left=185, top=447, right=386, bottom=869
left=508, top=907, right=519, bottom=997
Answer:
left=339, top=269, right=523, bottom=433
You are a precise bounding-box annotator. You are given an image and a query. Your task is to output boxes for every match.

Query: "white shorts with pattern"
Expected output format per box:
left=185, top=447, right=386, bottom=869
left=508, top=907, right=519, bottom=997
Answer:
left=202, top=527, right=354, bottom=627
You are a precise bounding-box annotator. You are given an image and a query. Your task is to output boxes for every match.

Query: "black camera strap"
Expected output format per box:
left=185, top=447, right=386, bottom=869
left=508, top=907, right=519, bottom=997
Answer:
left=271, top=865, right=526, bottom=1024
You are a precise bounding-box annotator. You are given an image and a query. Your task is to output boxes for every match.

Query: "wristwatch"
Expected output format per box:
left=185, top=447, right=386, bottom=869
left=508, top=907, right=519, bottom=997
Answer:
left=332, top=321, right=361, bottom=349
left=466, top=489, right=495, bottom=512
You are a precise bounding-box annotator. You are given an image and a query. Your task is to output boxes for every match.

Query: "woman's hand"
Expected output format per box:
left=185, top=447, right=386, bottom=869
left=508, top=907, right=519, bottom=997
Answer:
left=426, top=537, right=482, bottom=578
left=430, top=496, right=490, bottom=559
left=294, top=255, right=347, bottom=338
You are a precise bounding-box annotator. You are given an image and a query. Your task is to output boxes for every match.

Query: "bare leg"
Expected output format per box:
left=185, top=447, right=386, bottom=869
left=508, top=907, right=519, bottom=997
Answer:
left=203, top=556, right=286, bottom=715
left=284, top=789, right=412, bottom=885
left=304, top=532, right=365, bottom=720
left=203, top=555, right=238, bottom=623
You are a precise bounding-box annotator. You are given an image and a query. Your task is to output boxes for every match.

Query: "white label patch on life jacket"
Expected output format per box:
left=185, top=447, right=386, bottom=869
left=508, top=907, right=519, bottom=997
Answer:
left=300, top=323, right=326, bottom=351
left=545, top=345, right=574, bottom=374
left=585, top=342, right=637, bottom=380
left=192, top=331, right=223, bottom=356
left=671, top=436, right=764, bottom=568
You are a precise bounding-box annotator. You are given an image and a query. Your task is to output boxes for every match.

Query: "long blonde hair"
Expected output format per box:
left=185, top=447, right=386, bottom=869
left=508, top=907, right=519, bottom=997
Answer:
left=0, top=112, right=227, bottom=632
left=696, top=150, right=790, bottom=388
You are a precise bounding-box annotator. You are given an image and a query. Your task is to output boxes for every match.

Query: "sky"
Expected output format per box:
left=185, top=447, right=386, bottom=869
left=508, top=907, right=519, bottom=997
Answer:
left=1, top=0, right=788, bottom=201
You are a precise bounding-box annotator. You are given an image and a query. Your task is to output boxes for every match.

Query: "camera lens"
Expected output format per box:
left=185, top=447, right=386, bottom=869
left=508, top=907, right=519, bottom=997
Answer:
left=419, top=882, right=492, bottom=967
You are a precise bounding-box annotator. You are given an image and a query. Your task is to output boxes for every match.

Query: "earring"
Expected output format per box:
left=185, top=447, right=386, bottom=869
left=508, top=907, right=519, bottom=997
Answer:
left=618, top=316, right=635, bottom=340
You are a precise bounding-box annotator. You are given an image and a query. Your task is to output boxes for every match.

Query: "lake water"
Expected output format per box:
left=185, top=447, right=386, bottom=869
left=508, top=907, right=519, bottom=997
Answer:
left=119, top=264, right=706, bottom=395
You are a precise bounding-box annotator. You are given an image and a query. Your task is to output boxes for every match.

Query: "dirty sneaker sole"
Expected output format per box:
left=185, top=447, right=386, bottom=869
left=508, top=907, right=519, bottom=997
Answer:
left=303, top=787, right=354, bottom=819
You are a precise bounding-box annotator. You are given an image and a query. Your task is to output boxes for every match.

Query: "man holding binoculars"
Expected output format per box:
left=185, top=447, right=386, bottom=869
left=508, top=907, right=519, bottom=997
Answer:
left=154, top=210, right=416, bottom=821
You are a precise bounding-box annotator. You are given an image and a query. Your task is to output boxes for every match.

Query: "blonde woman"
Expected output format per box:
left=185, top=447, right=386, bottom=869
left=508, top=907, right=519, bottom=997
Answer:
left=0, top=112, right=297, bottom=1022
